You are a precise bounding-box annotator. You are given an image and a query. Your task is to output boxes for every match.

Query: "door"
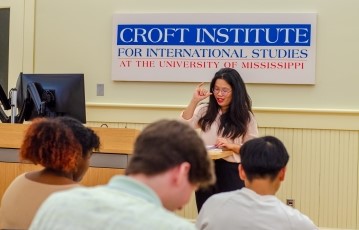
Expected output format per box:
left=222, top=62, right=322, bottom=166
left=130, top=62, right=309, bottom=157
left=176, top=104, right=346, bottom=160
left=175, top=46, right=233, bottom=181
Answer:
left=0, top=0, right=34, bottom=92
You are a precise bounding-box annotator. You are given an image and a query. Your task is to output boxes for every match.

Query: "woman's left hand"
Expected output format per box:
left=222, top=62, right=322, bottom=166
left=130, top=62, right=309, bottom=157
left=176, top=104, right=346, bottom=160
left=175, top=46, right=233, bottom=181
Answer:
left=215, top=138, right=230, bottom=149
left=215, top=138, right=240, bottom=153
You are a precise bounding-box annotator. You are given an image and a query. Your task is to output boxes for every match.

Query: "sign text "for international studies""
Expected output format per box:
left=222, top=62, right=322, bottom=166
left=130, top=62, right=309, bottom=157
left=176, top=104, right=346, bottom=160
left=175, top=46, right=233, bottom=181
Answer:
left=117, top=24, right=311, bottom=46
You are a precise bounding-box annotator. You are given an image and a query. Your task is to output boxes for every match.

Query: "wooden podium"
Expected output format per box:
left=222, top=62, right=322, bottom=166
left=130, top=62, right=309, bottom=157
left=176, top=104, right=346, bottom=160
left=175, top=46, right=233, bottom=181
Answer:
left=0, top=123, right=140, bottom=201
left=0, top=123, right=140, bottom=153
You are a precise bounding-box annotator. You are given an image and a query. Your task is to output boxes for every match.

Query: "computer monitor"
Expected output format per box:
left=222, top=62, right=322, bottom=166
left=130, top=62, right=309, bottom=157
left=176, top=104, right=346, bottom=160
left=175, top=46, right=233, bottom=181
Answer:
left=0, top=83, right=11, bottom=122
left=16, top=73, right=86, bottom=123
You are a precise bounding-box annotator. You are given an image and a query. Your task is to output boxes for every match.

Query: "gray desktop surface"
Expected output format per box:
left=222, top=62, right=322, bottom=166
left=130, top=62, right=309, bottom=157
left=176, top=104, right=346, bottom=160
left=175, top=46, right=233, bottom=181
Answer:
left=0, top=148, right=129, bottom=169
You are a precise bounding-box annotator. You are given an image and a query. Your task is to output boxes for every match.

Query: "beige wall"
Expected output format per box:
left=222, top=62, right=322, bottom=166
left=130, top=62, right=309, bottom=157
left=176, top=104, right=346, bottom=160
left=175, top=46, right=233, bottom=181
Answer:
left=5, top=0, right=359, bottom=123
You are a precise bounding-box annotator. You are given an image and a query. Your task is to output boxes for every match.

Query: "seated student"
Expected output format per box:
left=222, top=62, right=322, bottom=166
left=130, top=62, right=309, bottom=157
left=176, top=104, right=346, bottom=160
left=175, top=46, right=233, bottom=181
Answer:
left=0, top=116, right=100, bottom=230
left=29, top=119, right=215, bottom=230
left=196, top=136, right=318, bottom=230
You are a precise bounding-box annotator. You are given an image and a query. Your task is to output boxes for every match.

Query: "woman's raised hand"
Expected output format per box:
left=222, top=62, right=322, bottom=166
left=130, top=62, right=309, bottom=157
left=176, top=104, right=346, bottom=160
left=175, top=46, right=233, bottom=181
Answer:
left=193, top=82, right=212, bottom=103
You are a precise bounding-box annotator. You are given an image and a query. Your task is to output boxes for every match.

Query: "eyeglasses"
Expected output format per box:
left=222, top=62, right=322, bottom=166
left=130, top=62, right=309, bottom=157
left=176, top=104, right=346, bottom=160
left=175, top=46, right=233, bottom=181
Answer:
left=212, top=88, right=232, bottom=96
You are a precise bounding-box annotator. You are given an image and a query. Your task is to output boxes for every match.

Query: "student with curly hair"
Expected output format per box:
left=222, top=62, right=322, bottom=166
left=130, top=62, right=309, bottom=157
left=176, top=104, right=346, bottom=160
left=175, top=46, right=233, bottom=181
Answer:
left=0, top=116, right=100, bottom=230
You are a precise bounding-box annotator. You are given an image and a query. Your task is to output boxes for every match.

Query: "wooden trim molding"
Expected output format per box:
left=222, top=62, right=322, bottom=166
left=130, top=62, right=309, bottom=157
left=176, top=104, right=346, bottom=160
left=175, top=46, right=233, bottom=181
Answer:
left=86, top=103, right=359, bottom=130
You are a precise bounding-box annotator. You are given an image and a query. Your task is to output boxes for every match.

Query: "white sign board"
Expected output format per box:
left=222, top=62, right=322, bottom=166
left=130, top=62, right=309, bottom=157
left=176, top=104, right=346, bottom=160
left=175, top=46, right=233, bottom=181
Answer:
left=112, top=13, right=317, bottom=84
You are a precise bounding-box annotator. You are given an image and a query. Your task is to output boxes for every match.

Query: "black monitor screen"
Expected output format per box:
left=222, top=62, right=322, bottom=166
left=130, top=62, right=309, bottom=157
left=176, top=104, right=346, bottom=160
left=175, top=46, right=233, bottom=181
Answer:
left=0, top=83, right=10, bottom=122
left=0, top=83, right=10, bottom=110
left=16, top=73, right=86, bottom=123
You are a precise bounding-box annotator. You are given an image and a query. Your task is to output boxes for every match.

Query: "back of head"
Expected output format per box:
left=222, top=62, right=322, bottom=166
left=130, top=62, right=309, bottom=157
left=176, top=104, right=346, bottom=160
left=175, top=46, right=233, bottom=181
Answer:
left=58, top=116, right=100, bottom=155
left=240, top=136, right=289, bottom=181
left=20, top=116, right=100, bottom=174
left=126, top=119, right=215, bottom=188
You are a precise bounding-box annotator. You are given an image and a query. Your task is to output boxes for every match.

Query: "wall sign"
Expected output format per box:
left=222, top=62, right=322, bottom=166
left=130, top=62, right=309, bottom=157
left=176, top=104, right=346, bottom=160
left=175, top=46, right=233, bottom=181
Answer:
left=112, top=13, right=317, bottom=84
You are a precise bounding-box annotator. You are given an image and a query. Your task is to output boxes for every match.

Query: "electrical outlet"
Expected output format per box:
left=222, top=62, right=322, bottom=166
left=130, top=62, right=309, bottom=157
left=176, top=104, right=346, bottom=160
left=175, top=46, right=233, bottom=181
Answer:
left=286, top=199, right=295, bottom=208
left=97, top=84, right=104, bottom=96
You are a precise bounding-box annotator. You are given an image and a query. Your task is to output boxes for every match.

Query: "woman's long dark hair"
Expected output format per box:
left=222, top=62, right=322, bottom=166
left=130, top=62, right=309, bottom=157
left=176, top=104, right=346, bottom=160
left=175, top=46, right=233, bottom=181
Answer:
left=198, top=68, right=253, bottom=140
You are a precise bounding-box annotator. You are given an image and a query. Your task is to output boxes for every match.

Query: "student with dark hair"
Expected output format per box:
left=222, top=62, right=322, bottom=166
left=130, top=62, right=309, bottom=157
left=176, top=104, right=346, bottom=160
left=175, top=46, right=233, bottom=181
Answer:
left=0, top=116, right=100, bottom=230
left=196, top=136, right=318, bottom=230
left=29, top=119, right=215, bottom=230
left=181, top=67, right=258, bottom=211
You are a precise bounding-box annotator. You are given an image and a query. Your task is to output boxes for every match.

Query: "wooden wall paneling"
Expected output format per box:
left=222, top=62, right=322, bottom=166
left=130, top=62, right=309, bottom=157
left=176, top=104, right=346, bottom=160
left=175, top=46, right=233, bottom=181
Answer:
left=349, top=131, right=358, bottom=229
left=319, top=130, right=332, bottom=227
left=175, top=192, right=197, bottom=220
left=336, top=131, right=358, bottom=228
left=292, top=129, right=304, bottom=212
left=305, top=129, right=321, bottom=225
left=328, top=130, right=340, bottom=227
left=80, top=167, right=125, bottom=187
left=271, top=128, right=294, bottom=204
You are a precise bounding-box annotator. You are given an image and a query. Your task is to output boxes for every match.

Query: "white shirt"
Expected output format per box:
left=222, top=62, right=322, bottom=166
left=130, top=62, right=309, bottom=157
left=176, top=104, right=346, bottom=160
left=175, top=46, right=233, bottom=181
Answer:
left=196, top=188, right=318, bottom=230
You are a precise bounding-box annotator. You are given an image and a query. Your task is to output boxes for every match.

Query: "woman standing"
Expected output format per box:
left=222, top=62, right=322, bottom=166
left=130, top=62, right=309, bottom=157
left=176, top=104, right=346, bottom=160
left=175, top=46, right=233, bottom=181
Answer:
left=181, top=68, right=258, bottom=211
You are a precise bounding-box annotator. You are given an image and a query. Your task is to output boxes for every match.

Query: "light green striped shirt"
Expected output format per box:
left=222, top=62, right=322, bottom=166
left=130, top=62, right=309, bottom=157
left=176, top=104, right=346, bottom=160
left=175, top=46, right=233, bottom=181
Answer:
left=30, top=176, right=196, bottom=230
